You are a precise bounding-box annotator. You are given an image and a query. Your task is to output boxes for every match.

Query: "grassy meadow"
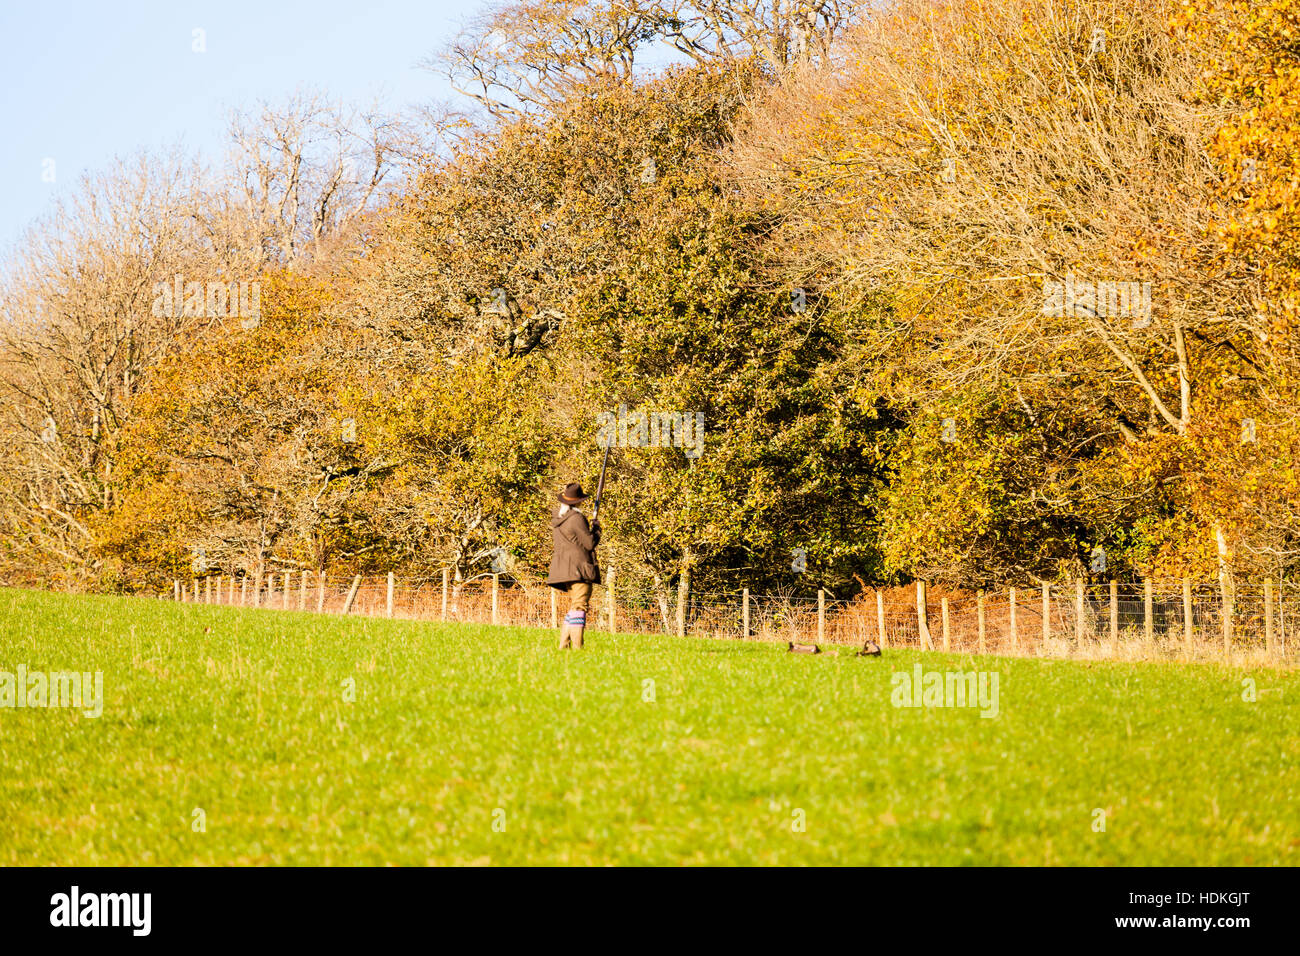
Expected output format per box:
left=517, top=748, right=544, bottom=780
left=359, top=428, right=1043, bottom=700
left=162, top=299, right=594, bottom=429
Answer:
left=0, top=587, right=1296, bottom=865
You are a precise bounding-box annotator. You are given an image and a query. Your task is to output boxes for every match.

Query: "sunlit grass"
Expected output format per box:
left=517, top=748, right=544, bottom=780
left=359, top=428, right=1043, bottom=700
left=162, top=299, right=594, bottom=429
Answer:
left=1, top=587, right=1296, bottom=865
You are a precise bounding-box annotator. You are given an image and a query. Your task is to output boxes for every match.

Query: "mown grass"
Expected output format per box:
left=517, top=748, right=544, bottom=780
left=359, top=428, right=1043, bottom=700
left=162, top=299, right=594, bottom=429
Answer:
left=0, top=587, right=1296, bottom=865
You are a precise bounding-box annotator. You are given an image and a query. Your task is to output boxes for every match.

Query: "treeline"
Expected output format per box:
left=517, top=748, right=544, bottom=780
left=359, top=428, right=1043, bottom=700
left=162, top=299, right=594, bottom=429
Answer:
left=1, top=0, right=1296, bottom=611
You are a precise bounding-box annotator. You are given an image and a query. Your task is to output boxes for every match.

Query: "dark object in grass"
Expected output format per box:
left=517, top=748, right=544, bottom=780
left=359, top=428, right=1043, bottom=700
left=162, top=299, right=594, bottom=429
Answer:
left=856, top=641, right=882, bottom=657
left=788, top=641, right=821, bottom=654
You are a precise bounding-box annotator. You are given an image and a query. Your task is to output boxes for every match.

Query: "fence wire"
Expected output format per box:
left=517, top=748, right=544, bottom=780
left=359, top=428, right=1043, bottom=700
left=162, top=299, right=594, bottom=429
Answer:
left=170, top=575, right=1294, bottom=663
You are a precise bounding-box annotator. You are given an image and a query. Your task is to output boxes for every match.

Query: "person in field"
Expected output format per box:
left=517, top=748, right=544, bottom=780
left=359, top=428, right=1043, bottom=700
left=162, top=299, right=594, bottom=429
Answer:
left=547, top=482, right=601, bottom=649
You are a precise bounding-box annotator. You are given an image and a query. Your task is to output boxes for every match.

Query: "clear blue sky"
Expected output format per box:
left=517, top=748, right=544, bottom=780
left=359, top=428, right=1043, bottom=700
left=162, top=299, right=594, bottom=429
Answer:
left=0, top=0, right=484, bottom=252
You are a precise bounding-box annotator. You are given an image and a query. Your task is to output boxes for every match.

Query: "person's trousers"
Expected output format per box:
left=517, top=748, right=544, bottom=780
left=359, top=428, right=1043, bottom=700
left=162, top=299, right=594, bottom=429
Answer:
left=558, top=582, right=593, bottom=649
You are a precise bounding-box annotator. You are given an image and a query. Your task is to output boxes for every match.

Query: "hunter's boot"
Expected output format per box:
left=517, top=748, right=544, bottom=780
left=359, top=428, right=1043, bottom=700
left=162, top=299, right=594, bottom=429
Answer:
left=560, top=610, right=586, bottom=650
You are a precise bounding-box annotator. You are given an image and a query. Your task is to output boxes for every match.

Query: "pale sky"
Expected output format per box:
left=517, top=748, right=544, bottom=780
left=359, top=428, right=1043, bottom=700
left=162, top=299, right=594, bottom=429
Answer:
left=0, top=0, right=485, bottom=252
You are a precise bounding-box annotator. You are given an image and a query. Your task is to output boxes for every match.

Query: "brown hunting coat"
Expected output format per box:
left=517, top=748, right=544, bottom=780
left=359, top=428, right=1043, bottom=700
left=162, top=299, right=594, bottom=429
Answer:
left=547, top=506, right=602, bottom=587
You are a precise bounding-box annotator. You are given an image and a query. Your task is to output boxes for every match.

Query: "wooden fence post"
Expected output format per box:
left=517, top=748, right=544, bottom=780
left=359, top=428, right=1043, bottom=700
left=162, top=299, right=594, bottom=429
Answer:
left=1009, top=587, right=1018, bottom=651
left=441, top=569, right=449, bottom=621
left=818, top=589, right=826, bottom=644
left=342, top=574, right=362, bottom=614
left=1274, top=582, right=1284, bottom=658
left=299, top=570, right=308, bottom=611
left=1041, top=581, right=1050, bottom=646
left=240, top=576, right=248, bottom=607
left=215, top=575, right=223, bottom=604
left=1182, top=577, right=1193, bottom=652
left=180, top=583, right=187, bottom=603
left=941, top=596, right=950, bottom=652
left=1110, top=580, right=1118, bottom=654
left=742, top=587, right=750, bottom=638
left=676, top=563, right=689, bottom=639
left=173, top=580, right=180, bottom=601
left=1221, top=576, right=1234, bottom=652
left=229, top=576, right=236, bottom=604
left=387, top=571, right=395, bottom=619
left=1075, top=578, right=1085, bottom=643
left=608, top=566, right=616, bottom=633
left=916, top=581, right=933, bottom=649
left=876, top=589, right=887, bottom=649
left=317, top=571, right=326, bottom=613
left=977, top=590, right=986, bottom=654
left=1265, top=577, right=1276, bottom=658
left=491, top=573, right=499, bottom=626
left=282, top=572, right=291, bottom=610
left=1143, top=578, right=1154, bottom=642
left=252, top=573, right=262, bottom=608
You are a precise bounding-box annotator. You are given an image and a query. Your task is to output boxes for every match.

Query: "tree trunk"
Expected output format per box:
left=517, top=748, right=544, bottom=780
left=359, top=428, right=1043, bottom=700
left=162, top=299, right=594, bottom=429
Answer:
left=651, top=572, right=672, bottom=634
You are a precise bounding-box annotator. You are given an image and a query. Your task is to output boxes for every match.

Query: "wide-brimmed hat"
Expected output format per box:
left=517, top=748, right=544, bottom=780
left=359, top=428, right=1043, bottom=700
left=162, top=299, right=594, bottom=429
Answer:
left=557, top=482, right=590, bottom=504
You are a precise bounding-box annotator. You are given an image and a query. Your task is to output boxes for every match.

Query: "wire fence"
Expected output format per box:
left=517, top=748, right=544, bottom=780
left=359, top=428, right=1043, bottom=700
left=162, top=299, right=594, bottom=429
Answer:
left=168, top=573, right=1296, bottom=664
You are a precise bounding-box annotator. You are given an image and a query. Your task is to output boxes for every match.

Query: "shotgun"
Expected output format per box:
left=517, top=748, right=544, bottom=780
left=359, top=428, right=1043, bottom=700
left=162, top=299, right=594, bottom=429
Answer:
left=592, top=439, right=613, bottom=523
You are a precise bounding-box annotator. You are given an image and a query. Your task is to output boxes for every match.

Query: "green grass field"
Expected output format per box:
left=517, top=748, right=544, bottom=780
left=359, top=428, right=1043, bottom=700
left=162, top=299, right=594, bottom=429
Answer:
left=1, top=587, right=1296, bottom=865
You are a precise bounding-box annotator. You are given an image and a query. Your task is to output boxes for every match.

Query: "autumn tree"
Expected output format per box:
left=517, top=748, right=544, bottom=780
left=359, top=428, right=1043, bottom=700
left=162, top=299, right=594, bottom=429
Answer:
left=353, top=64, right=890, bottom=611
left=729, top=0, right=1274, bottom=584
left=432, top=0, right=857, bottom=119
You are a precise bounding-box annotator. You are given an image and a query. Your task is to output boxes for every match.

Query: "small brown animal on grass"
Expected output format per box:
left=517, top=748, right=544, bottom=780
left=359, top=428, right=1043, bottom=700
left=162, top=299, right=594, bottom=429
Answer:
left=856, top=640, right=881, bottom=657
left=788, top=642, right=821, bottom=654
